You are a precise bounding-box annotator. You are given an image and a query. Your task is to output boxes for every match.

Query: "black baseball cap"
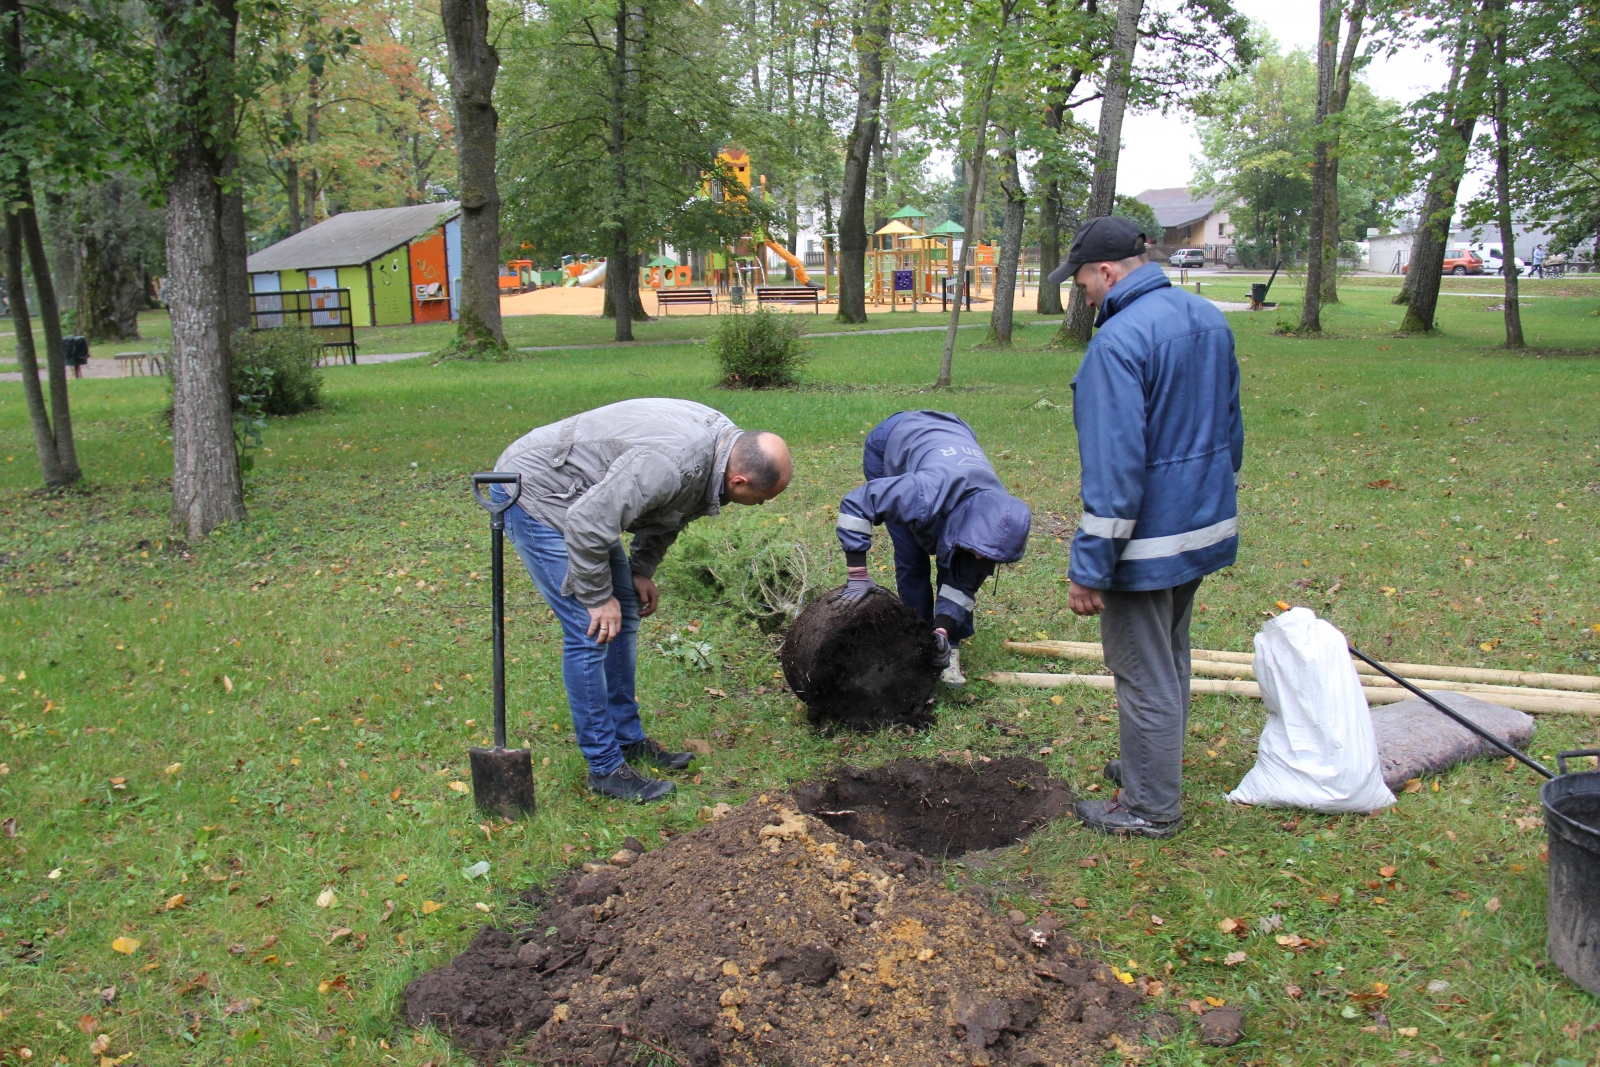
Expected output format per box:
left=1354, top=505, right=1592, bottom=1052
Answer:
left=1048, top=216, right=1149, bottom=285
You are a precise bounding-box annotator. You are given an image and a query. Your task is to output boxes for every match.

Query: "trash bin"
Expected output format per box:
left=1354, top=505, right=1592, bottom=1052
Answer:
left=730, top=285, right=745, bottom=307
left=64, top=335, right=91, bottom=378
left=1249, top=283, right=1269, bottom=305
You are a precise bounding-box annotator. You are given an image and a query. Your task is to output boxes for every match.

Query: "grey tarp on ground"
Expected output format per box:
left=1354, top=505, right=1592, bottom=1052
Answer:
left=1370, top=692, right=1535, bottom=790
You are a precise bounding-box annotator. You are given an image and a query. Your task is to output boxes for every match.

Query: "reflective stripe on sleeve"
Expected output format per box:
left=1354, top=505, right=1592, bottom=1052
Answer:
left=1120, top=517, right=1238, bottom=561
left=835, top=514, right=875, bottom=535
left=1078, top=512, right=1137, bottom=539
left=936, top=585, right=976, bottom=611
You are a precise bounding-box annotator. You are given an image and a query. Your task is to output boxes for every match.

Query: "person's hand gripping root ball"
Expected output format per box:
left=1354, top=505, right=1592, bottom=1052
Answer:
left=839, top=564, right=875, bottom=605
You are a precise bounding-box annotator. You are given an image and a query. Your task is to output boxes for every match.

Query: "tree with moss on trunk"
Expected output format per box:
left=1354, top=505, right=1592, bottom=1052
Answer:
left=836, top=0, right=891, bottom=325
left=441, top=0, right=505, bottom=354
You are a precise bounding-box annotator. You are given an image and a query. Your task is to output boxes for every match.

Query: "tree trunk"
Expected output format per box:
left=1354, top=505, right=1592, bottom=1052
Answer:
left=442, top=0, right=506, bottom=349
left=157, top=0, right=246, bottom=539
left=304, top=79, right=320, bottom=224
left=1034, top=77, right=1078, bottom=316
left=1057, top=0, right=1143, bottom=346
left=19, top=192, right=81, bottom=483
left=836, top=0, right=889, bottom=324
left=80, top=228, right=143, bottom=341
left=1320, top=0, right=1366, bottom=305
left=221, top=152, right=251, bottom=336
left=1036, top=176, right=1064, bottom=314
left=937, top=38, right=1007, bottom=388
left=5, top=211, right=68, bottom=487
left=285, top=149, right=302, bottom=234
left=1490, top=12, right=1522, bottom=347
left=987, top=130, right=1025, bottom=345
left=1396, top=16, right=1488, bottom=329
left=1300, top=0, right=1336, bottom=333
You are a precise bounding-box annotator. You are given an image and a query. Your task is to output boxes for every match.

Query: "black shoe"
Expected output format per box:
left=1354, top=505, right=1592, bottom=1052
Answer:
left=622, top=737, right=693, bottom=772
left=1074, top=798, right=1180, bottom=839
left=1104, top=759, right=1123, bottom=787
left=588, top=764, right=676, bottom=803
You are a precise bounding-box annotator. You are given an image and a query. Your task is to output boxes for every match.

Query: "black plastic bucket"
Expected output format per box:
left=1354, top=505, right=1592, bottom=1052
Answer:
left=1542, top=749, right=1600, bottom=996
left=1250, top=283, right=1269, bottom=304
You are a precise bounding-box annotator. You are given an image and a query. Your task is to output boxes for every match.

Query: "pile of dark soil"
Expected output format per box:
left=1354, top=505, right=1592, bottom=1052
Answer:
left=780, top=586, right=940, bottom=730
left=405, top=797, right=1164, bottom=1066
left=793, top=757, right=1077, bottom=859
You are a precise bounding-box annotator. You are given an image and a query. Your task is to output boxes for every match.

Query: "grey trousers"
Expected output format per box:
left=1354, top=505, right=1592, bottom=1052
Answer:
left=1099, top=577, right=1202, bottom=822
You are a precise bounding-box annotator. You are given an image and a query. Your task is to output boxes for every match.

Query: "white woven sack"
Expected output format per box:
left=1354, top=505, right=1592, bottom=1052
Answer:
left=1228, top=607, right=1397, bottom=813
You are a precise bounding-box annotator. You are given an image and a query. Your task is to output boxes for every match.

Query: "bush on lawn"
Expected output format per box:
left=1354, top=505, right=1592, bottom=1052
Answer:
left=710, top=306, right=807, bottom=388
left=231, top=325, right=323, bottom=415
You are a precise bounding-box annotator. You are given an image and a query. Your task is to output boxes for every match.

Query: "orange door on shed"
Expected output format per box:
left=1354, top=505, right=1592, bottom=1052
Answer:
left=410, top=229, right=451, bottom=323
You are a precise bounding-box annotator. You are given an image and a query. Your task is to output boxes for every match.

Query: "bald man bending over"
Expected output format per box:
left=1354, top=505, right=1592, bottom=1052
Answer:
left=492, top=399, right=792, bottom=801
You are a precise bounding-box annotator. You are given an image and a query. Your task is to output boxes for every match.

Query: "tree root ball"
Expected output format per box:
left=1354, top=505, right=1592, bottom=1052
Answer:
left=780, top=585, right=940, bottom=730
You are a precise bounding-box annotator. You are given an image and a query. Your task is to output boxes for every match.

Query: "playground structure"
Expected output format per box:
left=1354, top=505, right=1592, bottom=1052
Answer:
left=493, top=144, right=1056, bottom=309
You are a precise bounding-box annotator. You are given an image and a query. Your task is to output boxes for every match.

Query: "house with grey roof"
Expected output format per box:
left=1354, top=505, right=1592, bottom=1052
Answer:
left=1134, top=188, right=1235, bottom=262
left=246, top=201, right=461, bottom=328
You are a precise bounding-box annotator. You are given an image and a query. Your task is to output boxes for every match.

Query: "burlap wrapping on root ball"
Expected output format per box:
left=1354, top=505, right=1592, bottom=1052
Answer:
left=780, top=585, right=940, bottom=730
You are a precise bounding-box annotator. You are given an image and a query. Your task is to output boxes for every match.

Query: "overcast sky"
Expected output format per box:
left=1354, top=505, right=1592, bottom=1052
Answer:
left=1112, top=0, right=1453, bottom=197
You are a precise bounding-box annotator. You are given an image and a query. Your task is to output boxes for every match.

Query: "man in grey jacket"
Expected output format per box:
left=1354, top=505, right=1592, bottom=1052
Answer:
left=491, top=399, right=792, bottom=801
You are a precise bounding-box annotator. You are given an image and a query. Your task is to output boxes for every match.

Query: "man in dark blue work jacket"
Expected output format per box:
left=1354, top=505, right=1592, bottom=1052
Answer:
left=1049, top=216, right=1243, bottom=839
left=834, top=411, right=1032, bottom=685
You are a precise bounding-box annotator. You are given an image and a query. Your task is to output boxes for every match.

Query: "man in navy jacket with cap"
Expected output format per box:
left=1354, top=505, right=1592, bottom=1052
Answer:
left=835, top=411, right=1032, bottom=685
left=1049, top=216, right=1243, bottom=839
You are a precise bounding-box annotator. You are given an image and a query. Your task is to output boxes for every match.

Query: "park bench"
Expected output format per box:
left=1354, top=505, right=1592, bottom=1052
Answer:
left=656, top=288, right=715, bottom=315
left=755, top=285, right=820, bottom=312
left=115, top=352, right=166, bottom=377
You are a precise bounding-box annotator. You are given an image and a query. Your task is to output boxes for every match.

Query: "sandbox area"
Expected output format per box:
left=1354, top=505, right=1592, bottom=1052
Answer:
left=404, top=791, right=1168, bottom=1066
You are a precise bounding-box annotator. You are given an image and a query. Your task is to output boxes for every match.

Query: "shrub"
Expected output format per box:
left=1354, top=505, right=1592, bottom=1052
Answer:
left=710, top=306, right=807, bottom=388
left=231, top=325, right=323, bottom=416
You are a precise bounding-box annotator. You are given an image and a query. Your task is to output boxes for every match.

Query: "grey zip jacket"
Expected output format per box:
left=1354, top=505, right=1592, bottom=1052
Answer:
left=495, top=399, right=740, bottom=607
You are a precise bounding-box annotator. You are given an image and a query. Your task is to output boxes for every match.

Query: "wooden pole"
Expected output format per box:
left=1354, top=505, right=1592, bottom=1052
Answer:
left=985, top=671, right=1600, bottom=717
left=1003, top=639, right=1600, bottom=693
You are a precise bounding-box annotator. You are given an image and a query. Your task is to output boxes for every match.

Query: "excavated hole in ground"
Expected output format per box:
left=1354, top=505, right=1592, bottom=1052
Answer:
left=792, top=756, right=1077, bottom=859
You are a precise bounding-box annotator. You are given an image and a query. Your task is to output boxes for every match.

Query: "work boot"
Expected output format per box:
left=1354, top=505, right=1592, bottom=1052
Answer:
left=1074, top=798, right=1180, bottom=839
left=1103, top=759, right=1123, bottom=787
left=588, top=763, right=676, bottom=803
left=941, top=648, right=966, bottom=687
left=622, top=737, right=693, bottom=772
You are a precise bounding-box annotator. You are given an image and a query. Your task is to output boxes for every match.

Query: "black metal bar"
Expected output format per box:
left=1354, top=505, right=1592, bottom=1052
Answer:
left=1261, top=259, right=1283, bottom=300
left=1348, top=644, right=1554, bottom=780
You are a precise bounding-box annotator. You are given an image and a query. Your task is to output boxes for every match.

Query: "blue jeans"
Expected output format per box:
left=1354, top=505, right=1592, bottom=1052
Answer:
left=862, top=413, right=974, bottom=644
left=494, top=486, right=643, bottom=777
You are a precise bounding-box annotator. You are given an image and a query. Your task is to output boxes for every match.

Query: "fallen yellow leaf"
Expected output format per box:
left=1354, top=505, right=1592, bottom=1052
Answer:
left=421, top=900, right=443, bottom=914
left=394, top=873, right=408, bottom=884
left=110, top=937, right=140, bottom=954
left=1485, top=897, right=1501, bottom=913
left=1204, top=995, right=1226, bottom=1007
left=164, top=893, right=187, bottom=910
left=316, top=888, right=337, bottom=908
left=1402, top=778, right=1423, bottom=793
left=389, top=786, right=403, bottom=801
left=447, top=781, right=469, bottom=793
left=164, top=763, right=182, bottom=776
left=223, top=676, right=233, bottom=693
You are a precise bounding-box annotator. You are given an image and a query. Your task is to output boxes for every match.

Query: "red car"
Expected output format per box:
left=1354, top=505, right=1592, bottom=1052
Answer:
left=1403, top=248, right=1485, bottom=275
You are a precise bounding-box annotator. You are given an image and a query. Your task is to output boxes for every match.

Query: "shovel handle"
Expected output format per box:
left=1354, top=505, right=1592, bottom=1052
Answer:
left=1557, top=749, right=1600, bottom=776
left=472, top=472, right=522, bottom=517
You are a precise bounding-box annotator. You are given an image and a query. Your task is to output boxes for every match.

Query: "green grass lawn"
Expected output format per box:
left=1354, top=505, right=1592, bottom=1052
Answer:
left=2, top=286, right=1598, bottom=1066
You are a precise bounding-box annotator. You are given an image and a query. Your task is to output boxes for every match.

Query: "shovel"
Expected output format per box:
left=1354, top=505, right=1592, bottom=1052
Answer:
left=469, top=472, right=537, bottom=819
